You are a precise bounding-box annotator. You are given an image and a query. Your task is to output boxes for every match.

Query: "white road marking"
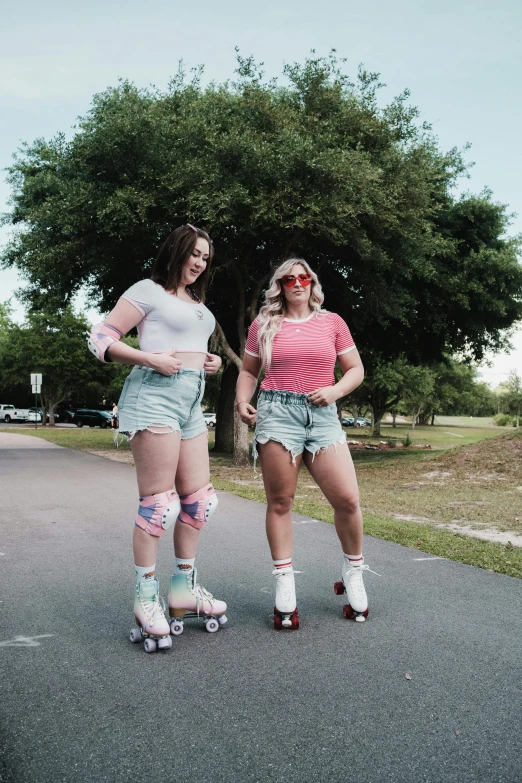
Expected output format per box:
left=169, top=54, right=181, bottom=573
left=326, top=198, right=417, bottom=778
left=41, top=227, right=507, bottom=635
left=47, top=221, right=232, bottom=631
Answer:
left=0, top=553, right=5, bottom=556
left=0, top=634, right=54, bottom=648
left=293, top=519, right=320, bottom=524
left=444, top=432, right=464, bottom=438
left=413, top=556, right=444, bottom=561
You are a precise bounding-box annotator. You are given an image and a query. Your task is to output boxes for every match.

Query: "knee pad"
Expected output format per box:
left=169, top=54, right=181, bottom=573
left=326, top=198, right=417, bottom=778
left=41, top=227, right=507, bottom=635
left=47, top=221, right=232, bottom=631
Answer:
left=178, top=483, right=218, bottom=530
left=135, top=489, right=181, bottom=538
left=87, top=322, right=122, bottom=363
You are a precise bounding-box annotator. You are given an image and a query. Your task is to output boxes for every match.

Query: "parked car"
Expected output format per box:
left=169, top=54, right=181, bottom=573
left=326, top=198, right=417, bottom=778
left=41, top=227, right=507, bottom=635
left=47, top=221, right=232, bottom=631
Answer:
left=0, top=405, right=29, bottom=422
left=0, top=404, right=16, bottom=422
left=203, top=413, right=217, bottom=428
left=58, top=408, right=77, bottom=423
left=74, top=409, right=112, bottom=428
left=341, top=416, right=371, bottom=428
left=27, top=407, right=61, bottom=423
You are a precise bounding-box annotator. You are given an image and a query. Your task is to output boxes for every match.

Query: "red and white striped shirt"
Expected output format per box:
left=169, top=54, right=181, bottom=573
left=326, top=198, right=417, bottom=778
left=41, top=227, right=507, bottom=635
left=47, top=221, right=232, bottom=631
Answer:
left=245, top=312, right=356, bottom=393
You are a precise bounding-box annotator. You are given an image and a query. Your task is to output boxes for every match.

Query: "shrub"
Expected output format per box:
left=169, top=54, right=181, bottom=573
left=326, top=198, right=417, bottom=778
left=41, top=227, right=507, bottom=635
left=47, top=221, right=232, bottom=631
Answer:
left=494, top=413, right=515, bottom=427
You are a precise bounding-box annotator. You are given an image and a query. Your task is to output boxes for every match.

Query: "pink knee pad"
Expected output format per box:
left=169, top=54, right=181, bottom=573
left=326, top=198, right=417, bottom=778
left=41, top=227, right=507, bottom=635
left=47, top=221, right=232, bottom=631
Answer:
left=135, top=489, right=181, bottom=537
left=87, top=322, right=122, bottom=363
left=178, top=483, right=219, bottom=530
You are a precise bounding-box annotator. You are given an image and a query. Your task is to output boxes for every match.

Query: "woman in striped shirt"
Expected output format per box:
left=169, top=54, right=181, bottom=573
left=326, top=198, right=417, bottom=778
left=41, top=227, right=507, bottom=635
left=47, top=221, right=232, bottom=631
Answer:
left=236, top=258, right=374, bottom=629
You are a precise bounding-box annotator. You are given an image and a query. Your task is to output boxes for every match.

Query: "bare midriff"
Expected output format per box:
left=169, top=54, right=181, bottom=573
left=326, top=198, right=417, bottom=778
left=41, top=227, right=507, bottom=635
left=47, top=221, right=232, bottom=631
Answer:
left=173, top=351, right=206, bottom=370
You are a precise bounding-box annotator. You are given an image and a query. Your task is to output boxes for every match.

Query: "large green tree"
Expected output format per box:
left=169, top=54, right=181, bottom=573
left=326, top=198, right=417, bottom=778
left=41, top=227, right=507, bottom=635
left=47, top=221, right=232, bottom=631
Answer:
left=3, top=53, right=522, bottom=458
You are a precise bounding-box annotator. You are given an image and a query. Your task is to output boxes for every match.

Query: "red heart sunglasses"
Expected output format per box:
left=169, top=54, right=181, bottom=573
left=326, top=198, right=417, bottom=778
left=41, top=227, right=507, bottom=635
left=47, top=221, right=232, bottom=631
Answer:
left=281, top=273, right=313, bottom=288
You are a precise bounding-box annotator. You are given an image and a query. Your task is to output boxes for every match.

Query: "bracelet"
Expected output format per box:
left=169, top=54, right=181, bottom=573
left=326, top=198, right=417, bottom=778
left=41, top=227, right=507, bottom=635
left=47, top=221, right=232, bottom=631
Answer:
left=236, top=400, right=248, bottom=412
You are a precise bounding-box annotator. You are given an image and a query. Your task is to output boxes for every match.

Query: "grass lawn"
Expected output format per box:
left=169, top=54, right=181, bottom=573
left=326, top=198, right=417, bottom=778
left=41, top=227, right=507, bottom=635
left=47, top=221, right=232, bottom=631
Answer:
left=3, top=422, right=521, bottom=579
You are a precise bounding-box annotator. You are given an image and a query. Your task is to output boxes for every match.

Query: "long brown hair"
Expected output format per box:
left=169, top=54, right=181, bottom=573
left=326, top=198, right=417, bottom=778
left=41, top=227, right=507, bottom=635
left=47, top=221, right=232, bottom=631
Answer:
left=151, top=224, right=214, bottom=302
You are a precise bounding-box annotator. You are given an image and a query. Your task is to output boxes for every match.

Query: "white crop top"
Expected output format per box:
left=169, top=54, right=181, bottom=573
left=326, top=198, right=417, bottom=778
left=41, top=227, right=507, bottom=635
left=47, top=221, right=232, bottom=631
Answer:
left=120, top=279, right=216, bottom=353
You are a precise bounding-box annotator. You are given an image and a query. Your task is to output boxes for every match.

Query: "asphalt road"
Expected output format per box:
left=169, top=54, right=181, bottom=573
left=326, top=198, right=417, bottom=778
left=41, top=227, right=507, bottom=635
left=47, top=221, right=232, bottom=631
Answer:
left=1, top=433, right=521, bottom=783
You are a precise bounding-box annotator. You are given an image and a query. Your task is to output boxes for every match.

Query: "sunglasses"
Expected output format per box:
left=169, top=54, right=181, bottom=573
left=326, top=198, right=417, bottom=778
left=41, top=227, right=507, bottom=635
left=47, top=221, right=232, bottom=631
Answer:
left=281, top=273, right=313, bottom=288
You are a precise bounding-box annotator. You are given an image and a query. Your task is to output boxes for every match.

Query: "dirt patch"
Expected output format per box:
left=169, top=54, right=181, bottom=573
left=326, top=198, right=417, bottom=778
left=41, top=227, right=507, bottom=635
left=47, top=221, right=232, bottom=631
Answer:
left=87, top=449, right=135, bottom=465
left=441, top=523, right=522, bottom=547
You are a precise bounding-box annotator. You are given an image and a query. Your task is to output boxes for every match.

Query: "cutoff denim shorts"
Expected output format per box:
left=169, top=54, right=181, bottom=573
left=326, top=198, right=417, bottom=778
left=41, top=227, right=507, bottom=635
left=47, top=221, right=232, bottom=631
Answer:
left=117, top=366, right=207, bottom=440
left=253, top=389, right=346, bottom=466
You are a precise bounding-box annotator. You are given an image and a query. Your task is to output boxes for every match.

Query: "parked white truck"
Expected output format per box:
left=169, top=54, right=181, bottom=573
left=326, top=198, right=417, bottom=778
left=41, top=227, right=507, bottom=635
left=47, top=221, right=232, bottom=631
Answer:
left=0, top=404, right=29, bottom=422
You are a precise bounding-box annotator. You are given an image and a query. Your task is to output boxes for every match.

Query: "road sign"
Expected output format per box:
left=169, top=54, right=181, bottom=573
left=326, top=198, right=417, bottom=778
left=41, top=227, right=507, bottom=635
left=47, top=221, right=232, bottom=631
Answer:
left=32, top=385, right=41, bottom=394
left=30, top=373, right=42, bottom=385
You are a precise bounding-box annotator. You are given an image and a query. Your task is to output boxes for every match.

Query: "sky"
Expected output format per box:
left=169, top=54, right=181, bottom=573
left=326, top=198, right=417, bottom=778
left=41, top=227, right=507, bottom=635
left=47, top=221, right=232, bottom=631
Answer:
left=1, top=0, right=521, bottom=386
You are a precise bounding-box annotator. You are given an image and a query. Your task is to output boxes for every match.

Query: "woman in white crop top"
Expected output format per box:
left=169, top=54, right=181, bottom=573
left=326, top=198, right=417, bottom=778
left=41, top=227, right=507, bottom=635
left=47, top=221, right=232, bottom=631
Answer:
left=93, top=224, right=227, bottom=651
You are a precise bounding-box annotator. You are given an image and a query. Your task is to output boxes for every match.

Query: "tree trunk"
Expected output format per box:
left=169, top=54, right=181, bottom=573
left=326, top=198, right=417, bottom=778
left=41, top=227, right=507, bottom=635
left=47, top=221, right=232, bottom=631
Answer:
left=370, top=406, right=383, bottom=437
left=430, top=412, right=435, bottom=426
left=411, top=407, right=416, bottom=429
left=392, top=412, right=397, bottom=427
left=214, top=363, right=237, bottom=453
left=233, top=407, right=250, bottom=466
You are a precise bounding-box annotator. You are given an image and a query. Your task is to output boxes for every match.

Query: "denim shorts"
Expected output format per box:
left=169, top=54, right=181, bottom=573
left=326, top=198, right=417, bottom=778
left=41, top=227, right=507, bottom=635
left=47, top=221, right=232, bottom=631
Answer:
left=253, top=390, right=346, bottom=465
left=117, top=366, right=207, bottom=440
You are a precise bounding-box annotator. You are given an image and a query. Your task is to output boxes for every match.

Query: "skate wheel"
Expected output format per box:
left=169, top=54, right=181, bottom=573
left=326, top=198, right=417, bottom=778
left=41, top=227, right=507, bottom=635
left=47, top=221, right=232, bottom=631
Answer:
left=157, top=635, right=173, bottom=650
left=343, top=603, right=355, bottom=620
left=129, top=627, right=143, bottom=644
left=170, top=620, right=184, bottom=636
left=273, top=610, right=283, bottom=631
left=334, top=581, right=346, bottom=596
left=143, top=638, right=157, bottom=653
left=205, top=618, right=219, bottom=633
left=218, top=615, right=228, bottom=626
left=290, top=609, right=300, bottom=630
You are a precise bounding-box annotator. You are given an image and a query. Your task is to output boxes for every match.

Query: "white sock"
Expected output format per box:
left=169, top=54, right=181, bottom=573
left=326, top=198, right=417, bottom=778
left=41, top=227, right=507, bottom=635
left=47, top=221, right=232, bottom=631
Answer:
left=135, top=564, right=156, bottom=583
left=344, top=553, right=363, bottom=567
left=273, top=557, right=292, bottom=571
left=174, top=557, right=195, bottom=575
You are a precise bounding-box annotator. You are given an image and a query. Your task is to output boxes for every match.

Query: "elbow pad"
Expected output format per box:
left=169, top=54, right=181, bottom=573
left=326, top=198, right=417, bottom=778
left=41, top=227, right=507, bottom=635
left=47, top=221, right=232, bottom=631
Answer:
left=87, top=323, right=122, bottom=363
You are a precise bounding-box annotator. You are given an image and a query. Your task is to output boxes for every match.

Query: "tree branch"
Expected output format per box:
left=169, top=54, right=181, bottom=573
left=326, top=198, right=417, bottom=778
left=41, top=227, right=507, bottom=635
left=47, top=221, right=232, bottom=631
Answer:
left=213, top=321, right=242, bottom=370
left=248, top=271, right=271, bottom=320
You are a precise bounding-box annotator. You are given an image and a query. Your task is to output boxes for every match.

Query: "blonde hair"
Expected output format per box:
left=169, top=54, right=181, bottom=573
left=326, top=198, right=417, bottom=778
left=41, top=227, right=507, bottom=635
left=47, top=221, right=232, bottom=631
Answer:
left=257, top=258, right=326, bottom=366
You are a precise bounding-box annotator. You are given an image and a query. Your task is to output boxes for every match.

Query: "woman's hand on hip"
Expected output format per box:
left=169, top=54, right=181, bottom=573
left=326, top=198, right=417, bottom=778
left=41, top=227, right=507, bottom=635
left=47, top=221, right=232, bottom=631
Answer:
left=307, top=387, right=337, bottom=407
left=147, top=350, right=182, bottom=376
left=204, top=353, right=222, bottom=376
left=238, top=402, right=257, bottom=426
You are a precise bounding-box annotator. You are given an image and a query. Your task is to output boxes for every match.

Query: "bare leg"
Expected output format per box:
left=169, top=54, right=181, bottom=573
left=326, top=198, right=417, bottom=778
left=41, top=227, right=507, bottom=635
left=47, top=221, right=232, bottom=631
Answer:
left=173, top=432, right=211, bottom=559
left=303, top=442, right=363, bottom=555
left=130, top=428, right=181, bottom=567
left=258, top=442, right=302, bottom=559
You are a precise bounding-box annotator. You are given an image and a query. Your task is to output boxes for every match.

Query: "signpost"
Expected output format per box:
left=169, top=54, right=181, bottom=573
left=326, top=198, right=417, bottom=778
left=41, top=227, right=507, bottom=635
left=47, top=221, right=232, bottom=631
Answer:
left=30, top=374, right=42, bottom=429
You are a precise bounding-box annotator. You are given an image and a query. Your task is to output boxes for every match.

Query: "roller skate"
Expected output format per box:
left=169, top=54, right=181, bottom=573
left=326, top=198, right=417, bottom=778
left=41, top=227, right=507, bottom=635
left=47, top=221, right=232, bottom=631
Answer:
left=168, top=568, right=227, bottom=635
left=129, top=579, right=172, bottom=653
left=334, top=559, right=378, bottom=623
left=273, top=567, right=299, bottom=630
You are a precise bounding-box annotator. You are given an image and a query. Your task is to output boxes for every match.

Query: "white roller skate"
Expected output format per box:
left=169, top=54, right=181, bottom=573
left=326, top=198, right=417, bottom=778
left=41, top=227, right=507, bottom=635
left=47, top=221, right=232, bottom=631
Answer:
left=130, top=578, right=172, bottom=653
left=168, top=569, right=227, bottom=635
left=273, top=567, right=299, bottom=630
left=334, top=559, right=379, bottom=622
